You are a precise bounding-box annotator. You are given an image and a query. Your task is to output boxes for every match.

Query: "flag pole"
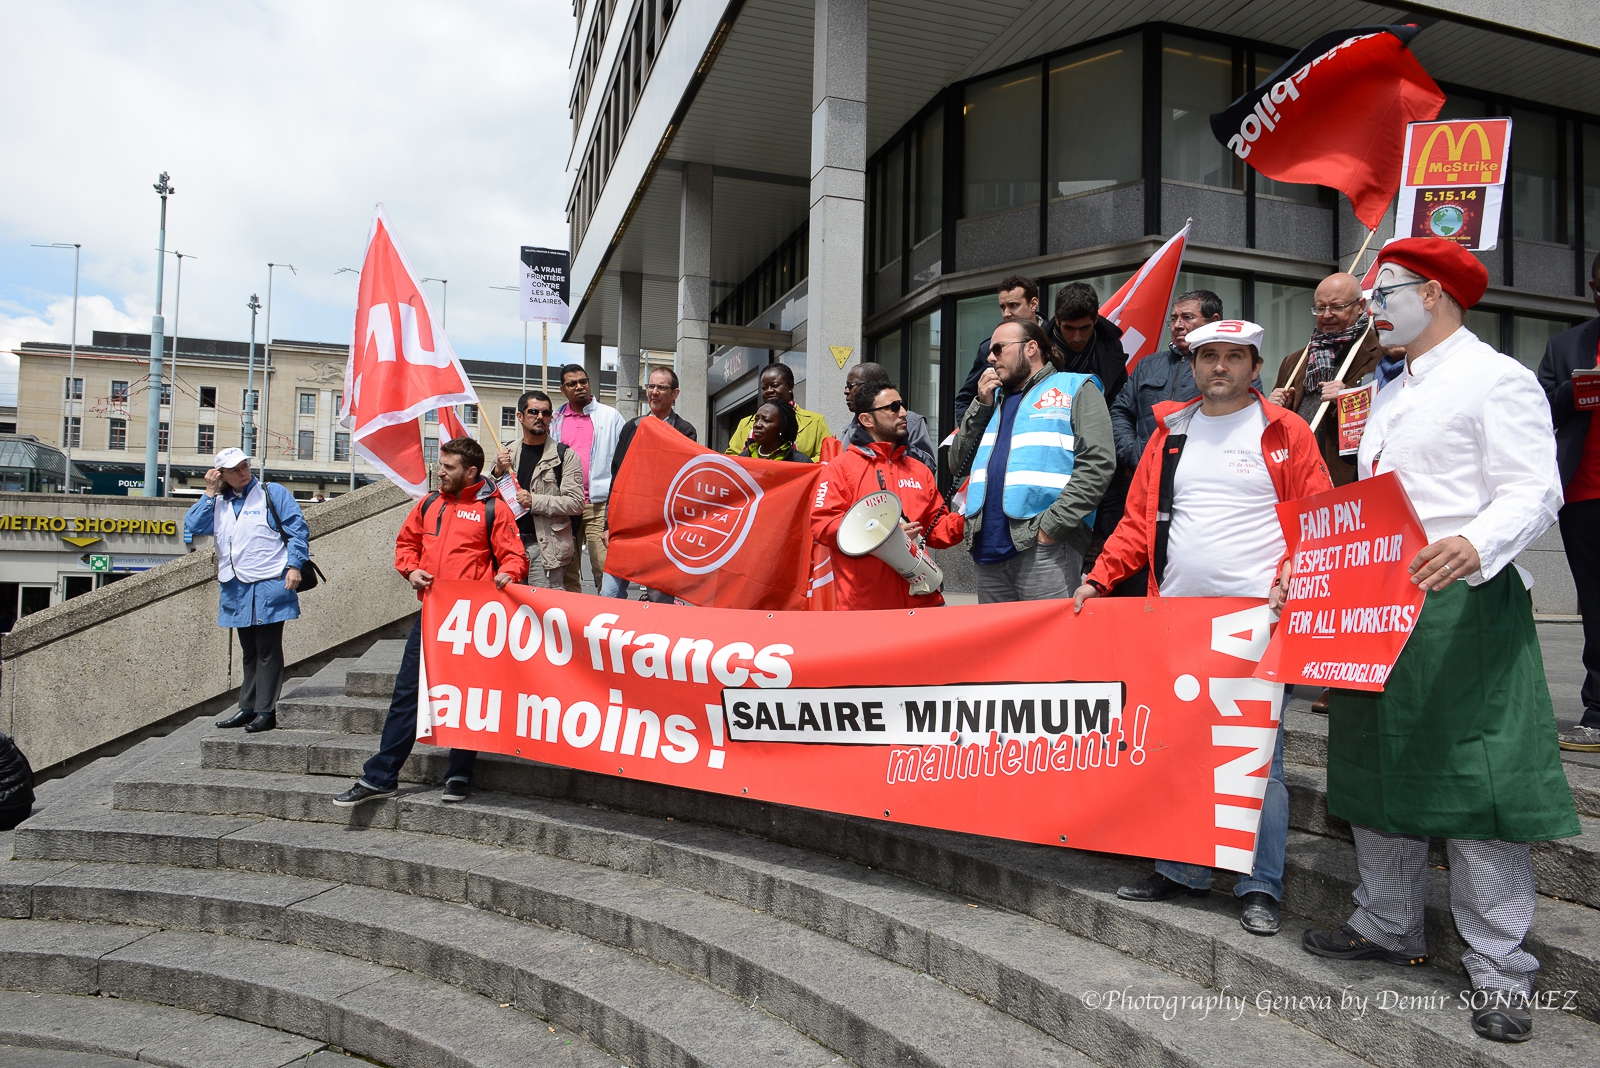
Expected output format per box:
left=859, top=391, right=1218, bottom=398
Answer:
left=1347, top=227, right=1378, bottom=273
left=1308, top=319, right=1375, bottom=434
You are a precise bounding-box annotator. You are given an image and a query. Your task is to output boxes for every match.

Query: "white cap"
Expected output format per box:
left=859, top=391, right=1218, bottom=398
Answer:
left=1184, top=319, right=1265, bottom=355
left=214, top=447, right=250, bottom=470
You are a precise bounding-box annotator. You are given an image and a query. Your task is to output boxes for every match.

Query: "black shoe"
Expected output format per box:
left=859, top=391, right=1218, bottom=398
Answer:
left=332, top=782, right=396, bottom=808
left=1301, top=923, right=1429, bottom=966
left=441, top=778, right=469, bottom=803
left=244, top=713, right=277, bottom=734
left=1239, top=891, right=1280, bottom=935
left=1116, top=872, right=1210, bottom=902
left=216, top=709, right=255, bottom=728
left=1468, top=989, right=1533, bottom=1043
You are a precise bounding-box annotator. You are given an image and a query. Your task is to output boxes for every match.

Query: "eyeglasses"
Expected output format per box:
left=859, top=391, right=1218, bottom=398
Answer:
left=1369, top=280, right=1426, bottom=308
left=869, top=400, right=906, bottom=414
left=989, top=340, right=1023, bottom=357
left=1311, top=298, right=1362, bottom=316
left=644, top=383, right=673, bottom=392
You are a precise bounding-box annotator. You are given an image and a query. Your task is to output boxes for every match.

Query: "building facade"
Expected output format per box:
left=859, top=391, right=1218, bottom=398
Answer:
left=560, top=1, right=1600, bottom=454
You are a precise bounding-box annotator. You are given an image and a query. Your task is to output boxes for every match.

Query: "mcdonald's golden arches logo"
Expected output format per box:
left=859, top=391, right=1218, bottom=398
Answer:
left=1405, top=120, right=1510, bottom=185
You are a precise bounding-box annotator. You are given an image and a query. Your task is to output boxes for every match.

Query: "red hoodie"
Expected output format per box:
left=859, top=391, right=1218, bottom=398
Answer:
left=812, top=441, right=965, bottom=610
left=394, top=478, right=528, bottom=598
left=1087, top=391, right=1332, bottom=596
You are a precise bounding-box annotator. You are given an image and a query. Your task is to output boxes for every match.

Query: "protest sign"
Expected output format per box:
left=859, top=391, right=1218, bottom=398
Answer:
left=416, top=582, right=1285, bottom=873
left=1393, top=118, right=1512, bottom=250
left=519, top=246, right=571, bottom=324
left=1335, top=383, right=1377, bottom=456
left=1573, top=367, right=1600, bottom=412
left=1254, top=473, right=1427, bottom=691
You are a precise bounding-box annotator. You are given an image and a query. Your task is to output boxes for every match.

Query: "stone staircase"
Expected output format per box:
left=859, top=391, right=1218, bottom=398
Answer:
left=4, top=639, right=1599, bottom=1068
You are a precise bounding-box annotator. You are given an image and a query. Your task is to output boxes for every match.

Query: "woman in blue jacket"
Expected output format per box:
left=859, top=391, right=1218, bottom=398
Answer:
left=183, top=448, right=310, bottom=733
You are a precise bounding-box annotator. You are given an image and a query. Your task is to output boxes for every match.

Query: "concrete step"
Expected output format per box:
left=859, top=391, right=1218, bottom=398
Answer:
left=1, top=862, right=837, bottom=1068
left=47, top=736, right=1591, bottom=1066
left=342, top=640, right=405, bottom=698
left=0, top=919, right=618, bottom=1068
left=0, top=989, right=328, bottom=1067
left=1282, top=709, right=1600, bottom=818
left=1281, top=760, right=1600, bottom=911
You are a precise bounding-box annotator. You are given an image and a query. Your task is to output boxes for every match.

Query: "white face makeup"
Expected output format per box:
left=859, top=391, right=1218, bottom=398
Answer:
left=1371, top=265, right=1431, bottom=348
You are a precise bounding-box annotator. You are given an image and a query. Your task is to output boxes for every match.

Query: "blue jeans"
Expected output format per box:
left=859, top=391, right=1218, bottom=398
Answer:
left=359, top=618, right=478, bottom=792
left=600, top=573, right=631, bottom=598
left=1156, top=693, right=1289, bottom=900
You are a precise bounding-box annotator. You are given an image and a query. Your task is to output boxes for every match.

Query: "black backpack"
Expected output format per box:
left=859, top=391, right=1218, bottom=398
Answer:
left=260, top=485, right=326, bottom=592
left=0, top=731, right=34, bottom=831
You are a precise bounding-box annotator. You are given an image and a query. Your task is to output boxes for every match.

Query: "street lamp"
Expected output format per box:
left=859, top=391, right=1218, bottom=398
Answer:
left=260, top=262, right=297, bottom=480
left=162, top=250, right=196, bottom=496
left=31, top=242, right=80, bottom=491
left=490, top=285, right=528, bottom=390
left=145, top=172, right=175, bottom=497
left=244, top=294, right=261, bottom=457
left=421, top=277, right=448, bottom=330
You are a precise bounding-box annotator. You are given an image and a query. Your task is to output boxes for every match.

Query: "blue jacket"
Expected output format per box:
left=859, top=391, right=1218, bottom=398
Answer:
left=184, top=479, right=310, bottom=628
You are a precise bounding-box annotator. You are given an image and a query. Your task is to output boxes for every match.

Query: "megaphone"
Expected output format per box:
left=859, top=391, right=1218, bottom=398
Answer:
left=836, top=490, right=944, bottom=596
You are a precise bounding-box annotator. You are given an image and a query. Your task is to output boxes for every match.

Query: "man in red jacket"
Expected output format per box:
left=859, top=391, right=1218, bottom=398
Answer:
left=334, top=437, right=526, bottom=808
left=813, top=383, right=964, bottom=610
left=1073, top=320, right=1332, bottom=937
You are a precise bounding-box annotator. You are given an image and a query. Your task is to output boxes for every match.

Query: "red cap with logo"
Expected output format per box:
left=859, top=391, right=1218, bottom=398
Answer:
left=1371, top=237, right=1489, bottom=309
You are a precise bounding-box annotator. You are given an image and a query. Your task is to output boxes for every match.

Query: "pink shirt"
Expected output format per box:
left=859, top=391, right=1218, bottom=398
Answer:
left=561, top=408, right=595, bottom=500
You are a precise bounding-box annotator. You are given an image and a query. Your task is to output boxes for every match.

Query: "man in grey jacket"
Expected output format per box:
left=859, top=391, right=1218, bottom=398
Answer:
left=493, top=390, right=585, bottom=588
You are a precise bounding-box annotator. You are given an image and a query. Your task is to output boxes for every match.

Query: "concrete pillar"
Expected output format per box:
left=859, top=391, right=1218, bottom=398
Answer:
left=806, top=0, right=867, bottom=434
left=676, top=162, right=713, bottom=434
left=616, top=271, right=643, bottom=420
left=583, top=334, right=603, bottom=403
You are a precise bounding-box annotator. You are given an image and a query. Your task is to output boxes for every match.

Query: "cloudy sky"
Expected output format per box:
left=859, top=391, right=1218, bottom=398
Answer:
left=0, top=0, right=599, bottom=406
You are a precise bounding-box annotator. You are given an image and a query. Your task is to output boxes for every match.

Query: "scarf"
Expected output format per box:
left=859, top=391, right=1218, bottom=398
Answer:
left=1299, top=313, right=1369, bottom=422
left=1375, top=350, right=1406, bottom=387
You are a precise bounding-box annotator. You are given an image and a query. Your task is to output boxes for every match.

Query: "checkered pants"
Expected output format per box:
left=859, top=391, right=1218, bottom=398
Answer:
left=1346, top=825, right=1539, bottom=994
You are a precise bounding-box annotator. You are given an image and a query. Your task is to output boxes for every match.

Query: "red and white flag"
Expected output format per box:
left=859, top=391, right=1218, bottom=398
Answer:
left=437, top=405, right=471, bottom=442
left=1099, top=222, right=1190, bottom=373
left=340, top=204, right=478, bottom=497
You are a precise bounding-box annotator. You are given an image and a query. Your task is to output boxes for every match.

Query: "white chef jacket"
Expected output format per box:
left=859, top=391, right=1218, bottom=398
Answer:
left=1357, top=326, right=1562, bottom=585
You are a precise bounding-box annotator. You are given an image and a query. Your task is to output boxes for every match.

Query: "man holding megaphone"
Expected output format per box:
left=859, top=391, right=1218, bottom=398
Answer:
left=812, top=382, right=965, bottom=610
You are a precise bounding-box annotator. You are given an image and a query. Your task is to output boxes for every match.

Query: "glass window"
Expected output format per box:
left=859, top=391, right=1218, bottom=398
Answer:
left=65, top=377, right=83, bottom=400
left=501, top=406, right=518, bottom=428
left=61, top=417, right=81, bottom=448
left=463, top=404, right=479, bottom=425
left=1162, top=36, right=1238, bottom=189
left=299, top=393, right=316, bottom=415
left=199, top=386, right=216, bottom=409
left=964, top=66, right=1041, bottom=215
left=424, top=409, right=439, bottom=424
left=423, top=438, right=440, bottom=464
left=1050, top=38, right=1140, bottom=198
left=1510, top=314, right=1571, bottom=373
left=334, top=391, right=344, bottom=412
left=334, top=432, right=350, bottom=462
left=914, top=109, right=943, bottom=242
left=241, top=389, right=259, bottom=413
left=158, top=422, right=169, bottom=452
left=1438, top=94, right=1489, bottom=121
left=298, top=430, right=315, bottom=459
left=908, top=310, right=941, bottom=430
left=109, top=419, right=127, bottom=450
left=874, top=142, right=905, bottom=270
left=1512, top=109, right=1566, bottom=243
left=1465, top=308, right=1503, bottom=351
left=111, top=380, right=130, bottom=403
left=1251, top=56, right=1319, bottom=203
left=198, top=424, right=215, bottom=454
left=1584, top=124, right=1599, bottom=254
left=160, top=382, right=171, bottom=406
left=874, top=328, right=902, bottom=372
left=1169, top=272, right=1245, bottom=347
left=1255, top=282, right=1316, bottom=368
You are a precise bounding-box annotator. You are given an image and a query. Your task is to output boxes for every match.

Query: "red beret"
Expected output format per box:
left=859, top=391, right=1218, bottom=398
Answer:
left=1371, top=237, right=1489, bottom=309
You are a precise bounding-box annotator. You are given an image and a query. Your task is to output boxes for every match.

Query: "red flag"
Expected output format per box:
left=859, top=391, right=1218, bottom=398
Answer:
left=437, top=405, right=470, bottom=442
left=1210, top=25, right=1444, bottom=230
left=1099, top=222, right=1189, bottom=373
left=605, top=418, right=822, bottom=611
left=341, top=204, right=478, bottom=496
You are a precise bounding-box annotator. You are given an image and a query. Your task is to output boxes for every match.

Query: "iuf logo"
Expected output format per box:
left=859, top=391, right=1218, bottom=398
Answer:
left=1033, top=388, right=1072, bottom=410
left=1406, top=120, right=1510, bottom=185
left=662, top=455, right=764, bottom=574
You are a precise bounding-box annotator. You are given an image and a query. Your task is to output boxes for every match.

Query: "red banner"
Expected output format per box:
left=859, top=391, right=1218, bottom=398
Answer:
left=417, top=582, right=1287, bottom=873
left=605, top=418, right=824, bottom=611
left=1254, top=473, right=1427, bottom=692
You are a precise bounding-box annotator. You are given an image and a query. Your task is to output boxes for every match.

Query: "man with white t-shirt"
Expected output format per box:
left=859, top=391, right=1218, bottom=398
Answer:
left=1074, top=319, right=1333, bottom=936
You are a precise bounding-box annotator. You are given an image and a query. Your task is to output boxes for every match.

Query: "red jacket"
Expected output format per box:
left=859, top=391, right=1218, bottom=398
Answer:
left=394, top=478, right=528, bottom=598
left=1087, top=392, right=1332, bottom=596
left=812, top=441, right=965, bottom=610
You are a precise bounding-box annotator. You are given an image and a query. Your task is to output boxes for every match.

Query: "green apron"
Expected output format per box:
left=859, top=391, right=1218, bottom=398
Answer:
left=1326, top=566, right=1579, bottom=841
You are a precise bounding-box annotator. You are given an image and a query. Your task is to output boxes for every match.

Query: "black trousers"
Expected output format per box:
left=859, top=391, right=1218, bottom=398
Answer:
left=237, top=622, right=286, bottom=717
left=1559, top=498, right=1600, bottom=726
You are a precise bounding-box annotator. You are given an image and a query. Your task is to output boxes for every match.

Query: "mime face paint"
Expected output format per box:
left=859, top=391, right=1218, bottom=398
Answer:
left=1371, top=265, right=1431, bottom=348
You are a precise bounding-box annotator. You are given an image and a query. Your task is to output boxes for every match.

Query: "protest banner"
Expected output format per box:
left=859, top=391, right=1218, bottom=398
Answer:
left=1393, top=118, right=1512, bottom=250
left=416, top=582, right=1285, bottom=873
left=1254, top=473, right=1427, bottom=692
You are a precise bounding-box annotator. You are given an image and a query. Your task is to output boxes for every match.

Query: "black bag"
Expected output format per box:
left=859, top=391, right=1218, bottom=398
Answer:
left=0, top=730, right=34, bottom=832
left=261, top=485, right=325, bottom=592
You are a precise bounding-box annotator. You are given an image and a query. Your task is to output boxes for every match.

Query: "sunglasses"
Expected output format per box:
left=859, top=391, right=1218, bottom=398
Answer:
left=989, top=339, right=1023, bottom=357
left=869, top=400, right=906, bottom=414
